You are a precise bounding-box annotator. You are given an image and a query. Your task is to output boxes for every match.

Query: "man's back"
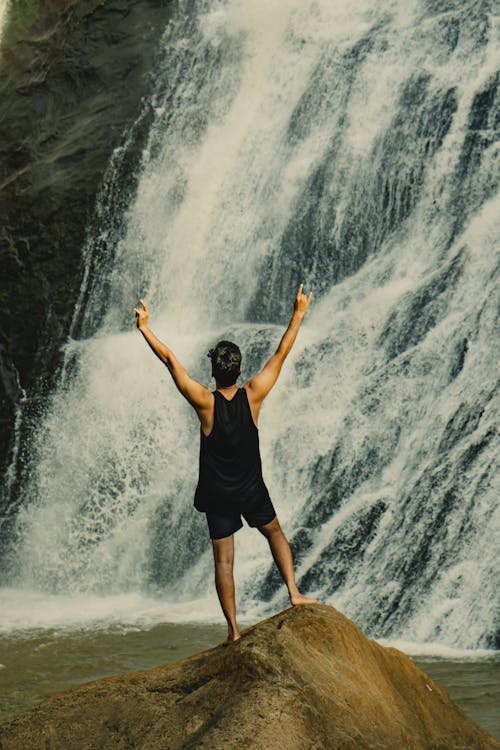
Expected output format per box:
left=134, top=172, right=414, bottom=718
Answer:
left=194, top=388, right=269, bottom=513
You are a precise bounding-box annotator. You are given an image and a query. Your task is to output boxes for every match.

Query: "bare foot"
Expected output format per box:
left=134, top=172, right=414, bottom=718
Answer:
left=290, top=592, right=317, bottom=606
left=224, top=631, right=241, bottom=645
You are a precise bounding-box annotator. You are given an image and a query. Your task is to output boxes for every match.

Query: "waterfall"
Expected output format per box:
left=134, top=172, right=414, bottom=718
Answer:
left=2, top=0, right=499, bottom=649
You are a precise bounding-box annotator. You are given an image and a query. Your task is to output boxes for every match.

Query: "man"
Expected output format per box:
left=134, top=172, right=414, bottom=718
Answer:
left=134, top=284, right=316, bottom=643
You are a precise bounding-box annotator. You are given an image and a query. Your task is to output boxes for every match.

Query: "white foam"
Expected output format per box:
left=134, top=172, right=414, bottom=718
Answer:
left=377, top=638, right=499, bottom=662
left=1, top=585, right=497, bottom=663
left=0, top=587, right=228, bottom=635
left=0, top=1, right=9, bottom=44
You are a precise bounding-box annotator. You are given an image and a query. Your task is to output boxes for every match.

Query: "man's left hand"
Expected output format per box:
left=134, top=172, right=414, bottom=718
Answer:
left=134, top=299, right=149, bottom=329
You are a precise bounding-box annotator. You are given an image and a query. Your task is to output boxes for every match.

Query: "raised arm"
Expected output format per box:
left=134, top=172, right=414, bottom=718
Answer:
left=245, top=284, right=312, bottom=407
left=134, top=300, right=213, bottom=414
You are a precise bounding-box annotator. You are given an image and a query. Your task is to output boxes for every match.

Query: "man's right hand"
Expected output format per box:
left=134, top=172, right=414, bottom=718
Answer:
left=294, top=283, right=313, bottom=316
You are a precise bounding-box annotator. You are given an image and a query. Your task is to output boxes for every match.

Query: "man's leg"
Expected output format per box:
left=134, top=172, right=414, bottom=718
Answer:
left=258, top=517, right=317, bottom=606
left=212, top=535, right=241, bottom=643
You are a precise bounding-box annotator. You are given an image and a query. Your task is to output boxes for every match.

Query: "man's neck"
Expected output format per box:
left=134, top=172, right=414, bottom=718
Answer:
left=215, top=382, right=238, bottom=396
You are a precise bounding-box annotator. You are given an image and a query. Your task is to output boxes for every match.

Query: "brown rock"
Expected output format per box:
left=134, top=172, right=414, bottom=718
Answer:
left=1, top=604, right=498, bottom=749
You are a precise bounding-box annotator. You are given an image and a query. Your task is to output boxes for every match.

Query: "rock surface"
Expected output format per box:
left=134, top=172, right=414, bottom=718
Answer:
left=0, top=604, right=498, bottom=750
left=0, top=0, right=172, bottom=503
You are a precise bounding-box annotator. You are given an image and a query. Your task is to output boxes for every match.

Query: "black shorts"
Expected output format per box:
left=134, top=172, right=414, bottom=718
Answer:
left=206, top=495, right=276, bottom=540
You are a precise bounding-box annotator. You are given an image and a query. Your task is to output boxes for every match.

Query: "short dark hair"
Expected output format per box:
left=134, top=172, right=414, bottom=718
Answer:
left=207, top=340, right=241, bottom=386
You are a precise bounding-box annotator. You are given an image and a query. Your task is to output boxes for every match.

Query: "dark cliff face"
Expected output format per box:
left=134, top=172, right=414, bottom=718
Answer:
left=0, top=0, right=172, bottom=494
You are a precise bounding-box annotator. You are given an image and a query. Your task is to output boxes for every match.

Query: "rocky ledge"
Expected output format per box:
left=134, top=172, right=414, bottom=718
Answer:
left=0, top=604, right=498, bottom=750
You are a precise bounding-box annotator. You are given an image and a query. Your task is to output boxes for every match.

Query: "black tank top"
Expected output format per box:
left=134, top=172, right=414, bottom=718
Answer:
left=194, top=388, right=270, bottom=513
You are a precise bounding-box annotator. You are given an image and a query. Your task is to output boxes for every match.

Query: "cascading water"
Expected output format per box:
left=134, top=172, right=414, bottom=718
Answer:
left=2, top=0, right=498, bottom=649
left=0, top=1, right=9, bottom=42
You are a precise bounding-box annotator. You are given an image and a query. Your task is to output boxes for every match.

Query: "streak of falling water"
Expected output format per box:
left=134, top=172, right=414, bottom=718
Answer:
left=3, top=0, right=499, bottom=649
